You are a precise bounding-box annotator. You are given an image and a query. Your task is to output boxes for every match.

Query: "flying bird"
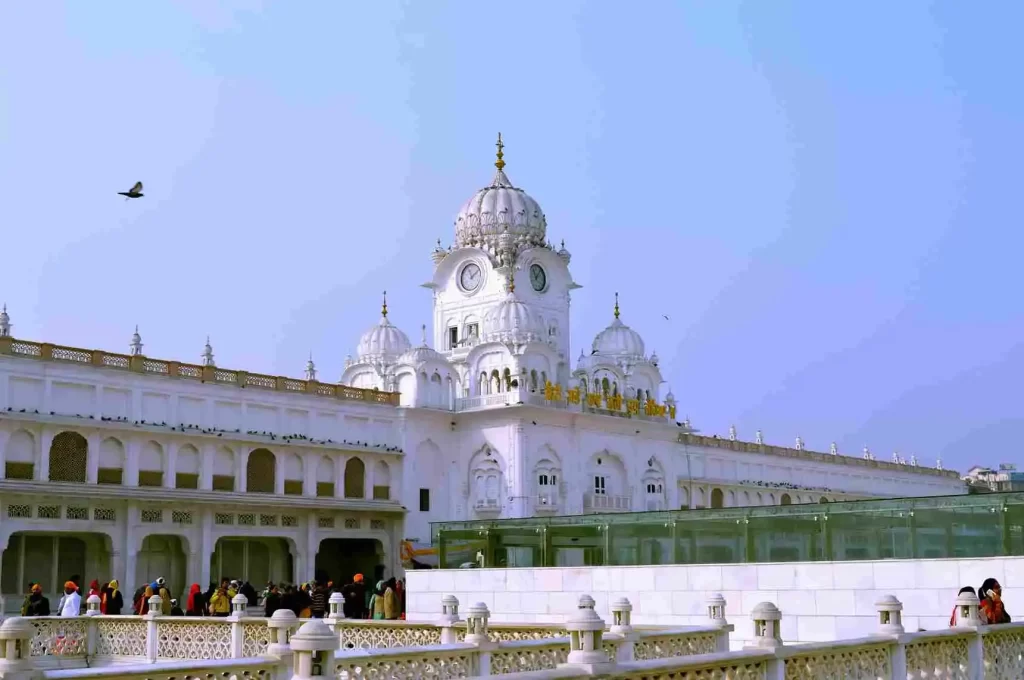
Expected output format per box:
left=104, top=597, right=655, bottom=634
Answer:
left=662, top=315, right=670, bottom=320
left=118, top=182, right=144, bottom=200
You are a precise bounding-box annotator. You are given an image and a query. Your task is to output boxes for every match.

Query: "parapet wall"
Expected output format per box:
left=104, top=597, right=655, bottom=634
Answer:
left=406, top=555, right=1024, bottom=646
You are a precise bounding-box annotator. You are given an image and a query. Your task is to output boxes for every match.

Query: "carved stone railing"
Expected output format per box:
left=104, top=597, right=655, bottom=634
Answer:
left=0, top=336, right=400, bottom=406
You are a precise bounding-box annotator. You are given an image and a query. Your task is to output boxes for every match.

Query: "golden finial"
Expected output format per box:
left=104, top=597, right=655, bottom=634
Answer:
left=507, top=272, right=515, bottom=294
left=614, top=292, right=620, bottom=319
left=381, top=290, right=388, bottom=318
left=495, top=132, right=505, bottom=171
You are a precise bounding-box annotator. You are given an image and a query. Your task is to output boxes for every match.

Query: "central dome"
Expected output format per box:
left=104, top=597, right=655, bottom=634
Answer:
left=454, top=134, right=546, bottom=252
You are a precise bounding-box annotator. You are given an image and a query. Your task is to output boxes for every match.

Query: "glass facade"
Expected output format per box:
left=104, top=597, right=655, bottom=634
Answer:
left=431, top=492, right=1023, bottom=569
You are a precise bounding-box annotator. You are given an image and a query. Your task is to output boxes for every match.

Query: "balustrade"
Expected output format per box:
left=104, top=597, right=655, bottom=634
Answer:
left=1, top=591, right=1019, bottom=680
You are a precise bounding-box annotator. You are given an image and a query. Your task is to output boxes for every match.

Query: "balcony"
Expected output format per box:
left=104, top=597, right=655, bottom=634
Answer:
left=473, top=497, right=501, bottom=515
left=533, top=493, right=561, bottom=513
left=583, top=493, right=632, bottom=513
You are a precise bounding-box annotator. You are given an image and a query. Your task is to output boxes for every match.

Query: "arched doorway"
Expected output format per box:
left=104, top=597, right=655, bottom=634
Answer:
left=710, top=488, right=724, bottom=509
left=49, top=431, right=87, bottom=482
left=210, top=538, right=293, bottom=587
left=1, top=533, right=111, bottom=603
left=781, top=493, right=792, bottom=505
left=246, top=449, right=276, bottom=493
left=136, top=535, right=187, bottom=601
left=316, top=538, right=384, bottom=586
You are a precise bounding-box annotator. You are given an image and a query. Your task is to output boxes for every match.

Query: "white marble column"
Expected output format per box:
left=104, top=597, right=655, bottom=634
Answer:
left=86, top=432, right=101, bottom=484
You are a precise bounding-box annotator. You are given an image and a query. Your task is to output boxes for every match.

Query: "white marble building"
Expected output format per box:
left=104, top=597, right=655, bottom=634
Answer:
left=0, top=137, right=964, bottom=609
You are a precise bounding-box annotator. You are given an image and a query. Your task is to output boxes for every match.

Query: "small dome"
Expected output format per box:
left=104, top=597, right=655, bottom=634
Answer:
left=454, top=135, right=546, bottom=252
left=357, top=293, right=411, bottom=361
left=483, top=282, right=544, bottom=343
left=400, top=325, right=447, bottom=365
left=592, top=294, right=645, bottom=358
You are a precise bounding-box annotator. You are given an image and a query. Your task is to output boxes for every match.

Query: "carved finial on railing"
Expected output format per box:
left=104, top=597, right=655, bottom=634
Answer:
left=465, top=602, right=491, bottom=644
left=268, top=608, right=299, bottom=658
left=564, top=595, right=612, bottom=672
left=0, top=304, right=11, bottom=338
left=955, top=591, right=981, bottom=628
left=875, top=595, right=904, bottom=634
left=439, top=595, right=461, bottom=644
left=0, top=617, right=34, bottom=674
left=130, top=325, right=143, bottom=356
left=305, top=353, right=317, bottom=382
left=290, top=619, right=339, bottom=679
left=230, top=593, right=248, bottom=619
left=86, top=593, right=102, bottom=616
left=746, top=602, right=783, bottom=650
left=610, top=597, right=633, bottom=635
left=147, top=594, right=163, bottom=619
left=202, top=336, right=215, bottom=367
left=706, top=593, right=728, bottom=627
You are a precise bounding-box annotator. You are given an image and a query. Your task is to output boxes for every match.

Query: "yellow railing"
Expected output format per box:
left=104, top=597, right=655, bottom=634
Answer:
left=0, top=337, right=400, bottom=406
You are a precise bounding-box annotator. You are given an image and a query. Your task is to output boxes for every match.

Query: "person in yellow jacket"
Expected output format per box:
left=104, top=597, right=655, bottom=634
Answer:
left=208, top=585, right=231, bottom=616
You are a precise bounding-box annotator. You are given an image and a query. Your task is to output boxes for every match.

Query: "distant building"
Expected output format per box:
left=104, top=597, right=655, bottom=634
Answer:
left=963, top=464, right=1024, bottom=493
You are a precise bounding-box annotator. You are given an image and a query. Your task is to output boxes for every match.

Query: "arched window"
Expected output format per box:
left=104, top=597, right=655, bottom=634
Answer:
left=541, top=371, right=548, bottom=387
left=98, top=437, right=125, bottom=485
left=580, top=377, right=588, bottom=393
left=316, top=456, right=335, bottom=497
left=503, top=367, right=513, bottom=390
left=530, top=370, right=538, bottom=392
left=283, top=453, right=303, bottom=495
left=490, top=369, right=501, bottom=394
left=5, top=430, right=35, bottom=480
left=781, top=493, right=792, bottom=506
left=612, top=382, right=619, bottom=397
left=372, top=461, right=391, bottom=500
left=601, top=377, right=610, bottom=396
left=212, top=447, right=234, bottom=491
left=246, top=449, right=276, bottom=493
left=138, top=441, right=164, bottom=487
left=710, top=488, right=724, bottom=509
left=175, top=444, right=200, bottom=489
left=819, top=497, right=829, bottom=504
left=344, top=457, right=365, bottom=498
left=479, top=372, right=488, bottom=395
left=49, top=431, right=87, bottom=483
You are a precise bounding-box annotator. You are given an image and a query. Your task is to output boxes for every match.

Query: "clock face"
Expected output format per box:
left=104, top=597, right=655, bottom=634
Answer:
left=460, top=263, right=482, bottom=292
left=530, top=263, right=547, bottom=292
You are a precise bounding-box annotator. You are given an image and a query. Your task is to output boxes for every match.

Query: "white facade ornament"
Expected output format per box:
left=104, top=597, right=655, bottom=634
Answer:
left=0, top=304, right=10, bottom=338
left=464, top=602, right=491, bottom=644
left=230, top=593, right=248, bottom=618
left=0, top=616, right=34, bottom=674
left=129, top=326, right=143, bottom=356
left=937, top=458, right=943, bottom=470
left=746, top=602, right=782, bottom=650
left=830, top=442, right=838, bottom=455
left=438, top=595, right=461, bottom=645
left=267, top=608, right=298, bottom=658
left=729, top=425, right=737, bottom=441
left=289, top=619, right=339, bottom=680
left=563, top=595, right=611, bottom=671
left=954, top=591, right=981, bottom=628
left=86, top=594, right=102, bottom=616
left=892, top=452, right=900, bottom=464
left=795, top=436, right=804, bottom=451
left=910, top=454, right=918, bottom=467
left=755, top=430, right=764, bottom=445
left=304, top=354, right=317, bottom=382
left=863, top=446, right=871, bottom=460
left=706, top=593, right=727, bottom=627
left=201, top=337, right=215, bottom=367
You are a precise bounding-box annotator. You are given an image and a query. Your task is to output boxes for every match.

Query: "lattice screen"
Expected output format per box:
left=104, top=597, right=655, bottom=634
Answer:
left=246, top=449, right=275, bottom=493
left=48, top=432, right=87, bottom=482
left=344, top=458, right=365, bottom=498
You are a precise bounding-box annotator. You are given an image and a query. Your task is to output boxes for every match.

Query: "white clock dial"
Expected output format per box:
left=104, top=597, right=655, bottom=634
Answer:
left=530, top=263, right=547, bottom=292
left=460, top=263, right=482, bottom=292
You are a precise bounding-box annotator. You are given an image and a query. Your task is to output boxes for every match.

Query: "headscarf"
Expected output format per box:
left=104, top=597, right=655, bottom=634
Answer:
left=31, top=584, right=42, bottom=594
left=63, top=581, right=77, bottom=592
left=353, top=574, right=364, bottom=583
left=89, top=579, right=100, bottom=592
left=375, top=580, right=385, bottom=595
left=108, top=580, right=119, bottom=598
left=187, top=583, right=201, bottom=613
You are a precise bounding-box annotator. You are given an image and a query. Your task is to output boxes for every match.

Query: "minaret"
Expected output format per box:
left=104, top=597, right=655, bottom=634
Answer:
left=729, top=425, right=737, bottom=441
left=0, top=304, right=10, bottom=337
left=130, top=325, right=143, bottom=356
left=202, top=336, right=215, bottom=367
left=305, top=353, right=317, bottom=381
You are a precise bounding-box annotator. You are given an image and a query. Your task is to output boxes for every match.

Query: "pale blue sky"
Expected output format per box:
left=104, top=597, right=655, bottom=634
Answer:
left=1, top=1, right=1021, bottom=472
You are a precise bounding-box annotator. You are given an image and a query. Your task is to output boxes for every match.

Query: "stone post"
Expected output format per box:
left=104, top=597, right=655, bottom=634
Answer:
left=325, top=593, right=345, bottom=637
left=875, top=595, right=906, bottom=678
left=229, top=594, right=249, bottom=658
left=609, top=597, right=636, bottom=662
left=83, top=593, right=102, bottom=658
left=438, top=595, right=461, bottom=645
left=289, top=620, right=339, bottom=680
left=146, top=595, right=162, bottom=662
left=746, top=602, right=783, bottom=680
left=268, top=609, right=298, bottom=680
left=85, top=594, right=102, bottom=616
left=465, top=603, right=496, bottom=676
left=955, top=591, right=984, bottom=677
left=706, top=593, right=731, bottom=652
left=560, top=595, right=614, bottom=675
left=0, top=617, right=35, bottom=680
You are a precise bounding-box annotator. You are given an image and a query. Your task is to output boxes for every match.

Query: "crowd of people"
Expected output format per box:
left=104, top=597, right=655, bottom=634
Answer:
left=949, top=578, right=1011, bottom=626
left=17, top=573, right=407, bottom=621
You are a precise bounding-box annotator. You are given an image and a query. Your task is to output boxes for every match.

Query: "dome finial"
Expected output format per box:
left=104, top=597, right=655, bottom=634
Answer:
left=421, top=323, right=427, bottom=346
left=614, top=292, right=620, bottom=319
left=495, top=132, right=505, bottom=171
left=381, top=290, right=388, bottom=318
left=506, top=271, right=516, bottom=294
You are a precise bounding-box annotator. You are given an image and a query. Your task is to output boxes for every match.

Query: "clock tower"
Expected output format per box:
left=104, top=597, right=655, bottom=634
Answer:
left=424, top=135, right=580, bottom=392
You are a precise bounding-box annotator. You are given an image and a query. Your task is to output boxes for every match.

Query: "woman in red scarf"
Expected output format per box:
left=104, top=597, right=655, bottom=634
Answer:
left=88, top=580, right=102, bottom=599
left=186, top=583, right=206, bottom=616
left=979, top=578, right=1011, bottom=624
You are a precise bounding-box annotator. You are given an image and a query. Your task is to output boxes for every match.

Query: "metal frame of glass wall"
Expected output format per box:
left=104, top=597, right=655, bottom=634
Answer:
left=431, top=492, right=1021, bottom=569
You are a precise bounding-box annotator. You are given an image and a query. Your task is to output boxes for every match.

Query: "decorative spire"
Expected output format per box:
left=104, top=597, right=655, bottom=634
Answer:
left=495, top=132, right=505, bottom=171
left=614, top=292, right=620, bottom=319
left=202, top=336, right=215, bottom=367
left=381, top=291, right=388, bottom=319
left=795, top=436, right=804, bottom=451
left=130, top=325, right=143, bottom=356
left=728, top=425, right=737, bottom=441
left=830, top=442, right=838, bottom=455
left=755, top=429, right=764, bottom=445
left=0, top=303, right=10, bottom=338
left=910, top=454, right=918, bottom=467
left=421, top=323, right=428, bottom=346
left=863, top=445, right=870, bottom=460
left=892, top=451, right=900, bottom=464
left=506, top=271, right=516, bottom=294
left=936, top=457, right=943, bottom=471
left=305, top=352, right=317, bottom=381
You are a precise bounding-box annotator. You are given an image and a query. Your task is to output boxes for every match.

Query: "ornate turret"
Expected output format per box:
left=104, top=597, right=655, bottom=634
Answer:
left=305, top=353, right=317, bottom=381
left=130, top=325, right=143, bottom=356
left=0, top=304, right=11, bottom=338
left=201, top=337, right=215, bottom=367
